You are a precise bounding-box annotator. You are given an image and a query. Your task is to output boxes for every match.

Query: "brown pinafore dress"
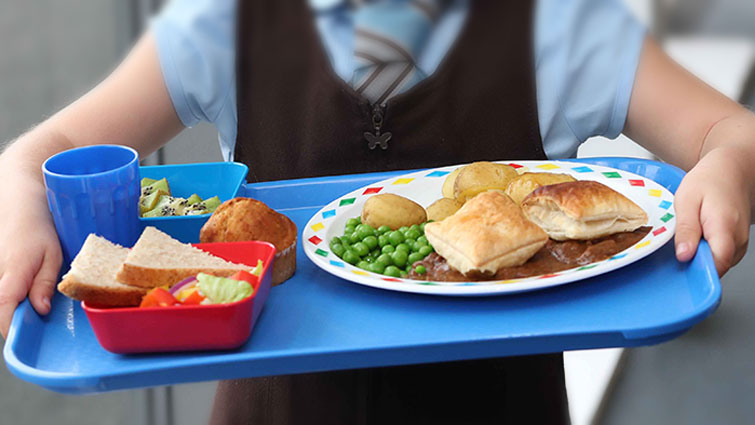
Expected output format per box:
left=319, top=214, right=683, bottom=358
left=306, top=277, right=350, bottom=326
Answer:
left=210, top=0, right=570, bottom=423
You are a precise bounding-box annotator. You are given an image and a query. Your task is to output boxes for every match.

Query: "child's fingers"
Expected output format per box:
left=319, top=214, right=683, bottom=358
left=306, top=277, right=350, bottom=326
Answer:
left=0, top=269, right=34, bottom=339
left=28, top=247, right=62, bottom=317
left=673, top=182, right=703, bottom=262
left=703, top=228, right=737, bottom=277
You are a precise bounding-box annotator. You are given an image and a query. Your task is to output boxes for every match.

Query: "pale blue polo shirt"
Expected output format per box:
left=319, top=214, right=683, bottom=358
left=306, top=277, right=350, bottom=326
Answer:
left=152, top=0, right=645, bottom=162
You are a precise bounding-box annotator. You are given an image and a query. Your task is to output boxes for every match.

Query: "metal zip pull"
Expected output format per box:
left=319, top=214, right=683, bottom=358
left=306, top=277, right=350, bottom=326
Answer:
left=364, top=104, right=391, bottom=150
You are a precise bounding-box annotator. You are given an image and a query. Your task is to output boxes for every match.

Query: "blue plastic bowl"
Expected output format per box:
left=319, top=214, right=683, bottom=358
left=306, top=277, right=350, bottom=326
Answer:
left=139, top=162, right=248, bottom=243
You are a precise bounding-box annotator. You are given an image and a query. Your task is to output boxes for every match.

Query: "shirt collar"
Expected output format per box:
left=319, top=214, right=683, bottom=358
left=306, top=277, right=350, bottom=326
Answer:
left=309, top=0, right=346, bottom=11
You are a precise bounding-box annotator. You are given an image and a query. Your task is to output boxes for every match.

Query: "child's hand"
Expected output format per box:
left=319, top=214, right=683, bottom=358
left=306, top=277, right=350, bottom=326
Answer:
left=0, top=204, right=62, bottom=339
left=674, top=146, right=752, bottom=276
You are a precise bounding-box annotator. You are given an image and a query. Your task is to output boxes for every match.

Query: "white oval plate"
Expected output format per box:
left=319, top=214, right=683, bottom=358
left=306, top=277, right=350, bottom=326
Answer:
left=303, top=160, right=676, bottom=296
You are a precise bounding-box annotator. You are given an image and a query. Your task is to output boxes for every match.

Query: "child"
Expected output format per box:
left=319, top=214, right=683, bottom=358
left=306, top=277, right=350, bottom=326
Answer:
left=1, top=0, right=753, bottom=423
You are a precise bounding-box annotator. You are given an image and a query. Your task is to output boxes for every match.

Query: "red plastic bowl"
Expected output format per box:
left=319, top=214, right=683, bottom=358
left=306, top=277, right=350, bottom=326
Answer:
left=82, top=241, right=276, bottom=354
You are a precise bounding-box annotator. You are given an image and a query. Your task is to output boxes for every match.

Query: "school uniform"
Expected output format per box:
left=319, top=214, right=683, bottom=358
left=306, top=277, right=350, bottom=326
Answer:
left=151, top=0, right=645, bottom=423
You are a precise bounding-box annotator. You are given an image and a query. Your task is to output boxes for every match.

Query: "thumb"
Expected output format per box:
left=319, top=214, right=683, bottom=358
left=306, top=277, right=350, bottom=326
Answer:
left=673, top=184, right=703, bottom=262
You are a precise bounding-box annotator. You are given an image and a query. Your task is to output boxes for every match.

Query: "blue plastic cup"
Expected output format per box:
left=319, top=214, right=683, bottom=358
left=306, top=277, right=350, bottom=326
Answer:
left=42, top=145, right=141, bottom=267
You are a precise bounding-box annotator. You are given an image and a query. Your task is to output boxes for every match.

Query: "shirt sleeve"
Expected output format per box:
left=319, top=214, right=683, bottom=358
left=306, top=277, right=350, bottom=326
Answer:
left=534, top=0, right=646, bottom=158
left=151, top=0, right=236, bottom=128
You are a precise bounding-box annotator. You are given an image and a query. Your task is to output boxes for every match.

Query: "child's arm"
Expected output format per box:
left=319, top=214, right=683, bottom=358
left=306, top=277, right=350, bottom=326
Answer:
left=0, top=33, right=183, bottom=337
left=625, top=37, right=755, bottom=275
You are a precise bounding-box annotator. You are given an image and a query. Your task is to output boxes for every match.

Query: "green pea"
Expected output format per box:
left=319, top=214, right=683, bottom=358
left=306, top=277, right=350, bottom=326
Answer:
left=384, top=266, right=401, bottom=277
left=410, top=224, right=421, bottom=233
left=377, top=225, right=392, bottom=235
left=370, top=250, right=381, bottom=259
left=381, top=245, right=395, bottom=254
left=368, top=262, right=386, bottom=274
left=346, top=232, right=361, bottom=244
left=331, top=243, right=345, bottom=257
left=399, top=226, right=410, bottom=234
left=344, top=225, right=356, bottom=235
left=395, top=243, right=410, bottom=253
left=378, top=234, right=390, bottom=248
left=419, top=245, right=433, bottom=257
left=342, top=250, right=359, bottom=265
left=391, top=250, right=408, bottom=268
left=417, top=235, right=429, bottom=245
left=357, top=260, right=370, bottom=270
left=408, top=252, right=424, bottom=264
left=405, top=229, right=421, bottom=240
left=404, top=238, right=417, bottom=249
left=330, top=236, right=342, bottom=246
left=376, top=253, right=393, bottom=267
left=388, top=231, right=405, bottom=245
left=356, top=224, right=376, bottom=239
left=415, top=265, right=427, bottom=275
left=419, top=222, right=428, bottom=232
left=412, top=241, right=426, bottom=252
left=363, top=235, right=378, bottom=250
left=352, top=242, right=369, bottom=257
left=346, top=218, right=361, bottom=228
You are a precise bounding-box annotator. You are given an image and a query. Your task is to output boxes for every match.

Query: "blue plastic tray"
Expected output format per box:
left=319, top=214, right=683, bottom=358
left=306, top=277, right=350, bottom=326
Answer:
left=4, top=158, right=721, bottom=394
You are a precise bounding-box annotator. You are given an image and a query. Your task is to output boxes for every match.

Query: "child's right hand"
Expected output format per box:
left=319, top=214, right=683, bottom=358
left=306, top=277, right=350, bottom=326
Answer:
left=0, top=208, right=62, bottom=338
left=0, top=166, right=64, bottom=338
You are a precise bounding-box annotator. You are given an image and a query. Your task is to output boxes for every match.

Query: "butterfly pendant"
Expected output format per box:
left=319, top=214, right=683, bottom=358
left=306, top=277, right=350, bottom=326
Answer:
left=364, top=131, right=392, bottom=150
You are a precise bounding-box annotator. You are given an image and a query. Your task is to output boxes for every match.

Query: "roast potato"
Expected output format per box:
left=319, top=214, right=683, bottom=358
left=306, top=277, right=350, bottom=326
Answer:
left=361, top=194, right=427, bottom=230
left=426, top=198, right=463, bottom=222
left=505, top=172, right=576, bottom=204
left=453, top=162, right=518, bottom=203
left=441, top=167, right=462, bottom=199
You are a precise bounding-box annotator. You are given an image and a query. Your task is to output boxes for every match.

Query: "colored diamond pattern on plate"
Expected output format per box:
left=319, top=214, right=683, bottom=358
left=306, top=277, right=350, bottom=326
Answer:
left=628, top=179, right=645, bottom=186
left=321, top=209, right=336, bottom=219
left=602, top=171, right=621, bottom=178
left=330, top=260, right=345, bottom=267
left=363, top=187, right=382, bottom=195
left=508, top=163, right=524, bottom=169
left=339, top=198, right=355, bottom=206
left=536, top=163, right=560, bottom=170
left=315, top=249, right=328, bottom=257
left=661, top=213, right=674, bottom=223
left=425, top=170, right=450, bottom=177
left=659, top=200, right=672, bottom=210
left=352, top=270, right=369, bottom=276
left=393, top=178, right=415, bottom=185
left=308, top=235, right=322, bottom=245
left=634, top=240, right=651, bottom=249
left=310, top=222, right=325, bottom=232
left=382, top=277, right=402, bottom=282
left=571, top=166, right=593, bottom=173
left=653, top=227, right=667, bottom=236
left=577, top=264, right=598, bottom=271
left=648, top=189, right=662, bottom=197
left=609, top=253, right=628, bottom=261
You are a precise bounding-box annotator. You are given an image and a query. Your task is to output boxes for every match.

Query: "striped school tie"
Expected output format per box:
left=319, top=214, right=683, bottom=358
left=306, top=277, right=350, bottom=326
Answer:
left=351, top=0, right=445, bottom=106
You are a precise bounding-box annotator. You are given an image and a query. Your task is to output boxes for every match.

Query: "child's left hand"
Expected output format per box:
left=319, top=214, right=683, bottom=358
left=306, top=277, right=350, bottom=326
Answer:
left=625, top=38, right=755, bottom=277
left=674, top=146, right=752, bottom=276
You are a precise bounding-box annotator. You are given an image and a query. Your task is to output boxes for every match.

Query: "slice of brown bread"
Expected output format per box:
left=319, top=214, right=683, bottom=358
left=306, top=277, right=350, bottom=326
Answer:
left=58, top=234, right=147, bottom=306
left=116, top=226, right=250, bottom=288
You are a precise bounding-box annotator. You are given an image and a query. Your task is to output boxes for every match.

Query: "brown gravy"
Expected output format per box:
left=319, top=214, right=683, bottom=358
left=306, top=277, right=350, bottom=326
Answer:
left=408, top=227, right=652, bottom=282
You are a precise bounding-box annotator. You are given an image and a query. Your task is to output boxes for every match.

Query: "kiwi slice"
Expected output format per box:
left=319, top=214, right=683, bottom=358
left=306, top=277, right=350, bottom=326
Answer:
left=141, top=178, right=170, bottom=197
left=184, top=196, right=221, bottom=216
left=202, top=196, right=221, bottom=212
left=139, top=188, right=169, bottom=215
left=186, top=194, right=203, bottom=205
left=143, top=195, right=190, bottom=217
left=141, top=177, right=157, bottom=187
